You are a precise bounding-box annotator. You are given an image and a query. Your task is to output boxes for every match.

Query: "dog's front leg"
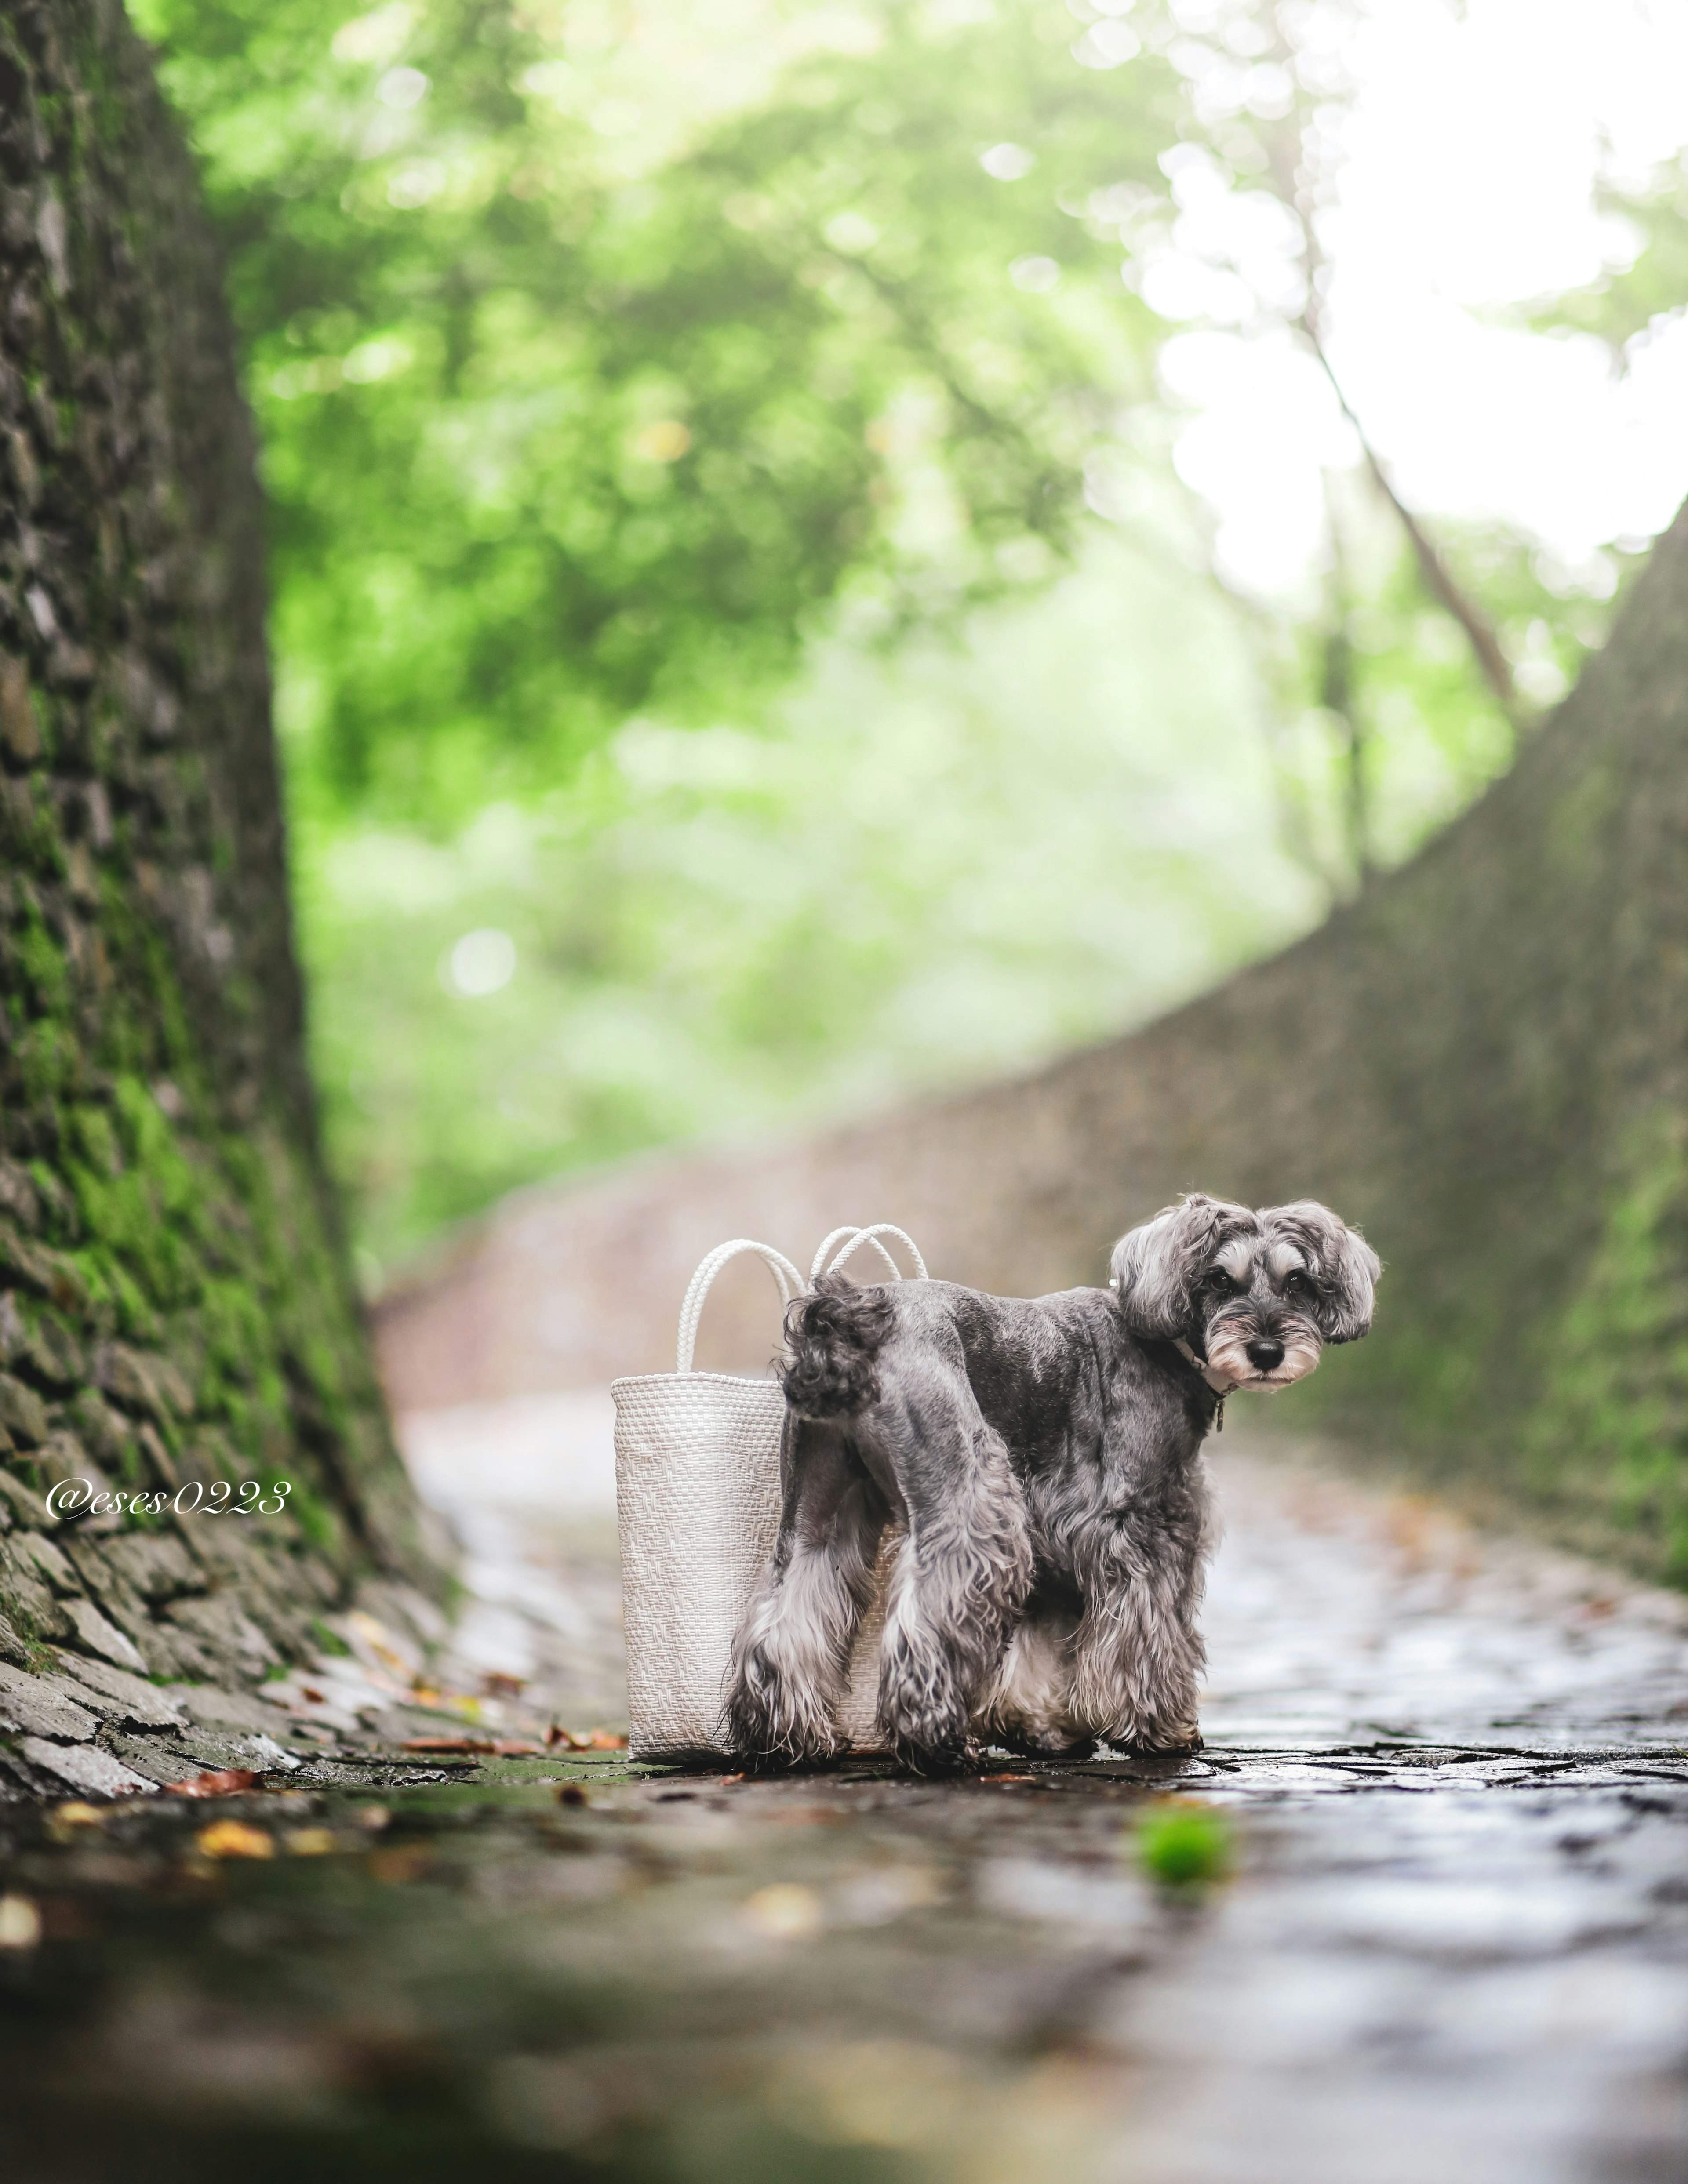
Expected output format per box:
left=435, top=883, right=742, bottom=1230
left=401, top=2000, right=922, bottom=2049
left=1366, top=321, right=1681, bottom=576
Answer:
left=723, top=1417, right=883, bottom=1765
left=1067, top=1515, right=1207, bottom=1754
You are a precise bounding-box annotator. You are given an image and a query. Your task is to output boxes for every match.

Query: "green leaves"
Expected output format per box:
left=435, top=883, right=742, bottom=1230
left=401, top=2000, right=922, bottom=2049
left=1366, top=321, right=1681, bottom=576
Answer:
left=138, top=0, right=1171, bottom=830
left=1524, top=156, right=1688, bottom=364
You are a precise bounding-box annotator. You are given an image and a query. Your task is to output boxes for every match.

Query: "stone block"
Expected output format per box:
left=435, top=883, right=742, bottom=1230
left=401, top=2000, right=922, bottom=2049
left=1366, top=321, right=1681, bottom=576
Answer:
left=62, top=1598, right=148, bottom=1672
left=98, top=1530, right=200, bottom=1602
left=18, top=1737, right=154, bottom=1798
left=0, top=657, right=42, bottom=764
left=0, top=1660, right=98, bottom=1740
left=64, top=1537, right=154, bottom=1629
left=119, top=1617, right=196, bottom=1683
left=23, top=1312, right=86, bottom=1389
left=0, top=1541, right=73, bottom=1642
left=0, top=1374, right=47, bottom=1447
left=149, top=1618, right=226, bottom=1685
left=95, top=1344, right=192, bottom=1425
left=171, top=1683, right=298, bottom=1736
left=0, top=1161, right=40, bottom=1236
left=11, top=1529, right=76, bottom=1594
left=0, top=1225, right=55, bottom=1297
left=65, top=1389, right=130, bottom=1469
left=163, top=1592, right=278, bottom=1680
left=0, top=1470, right=51, bottom=1527
left=98, top=1734, right=189, bottom=1787
left=50, top=1650, right=184, bottom=1728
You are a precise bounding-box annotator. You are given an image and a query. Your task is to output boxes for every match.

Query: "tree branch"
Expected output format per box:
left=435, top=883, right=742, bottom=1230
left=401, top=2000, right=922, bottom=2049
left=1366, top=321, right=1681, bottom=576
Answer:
left=1297, top=313, right=1528, bottom=728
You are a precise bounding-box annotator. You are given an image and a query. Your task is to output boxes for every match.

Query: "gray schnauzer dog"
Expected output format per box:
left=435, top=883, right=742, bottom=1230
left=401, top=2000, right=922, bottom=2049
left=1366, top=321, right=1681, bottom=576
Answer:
left=724, top=1193, right=1380, bottom=1772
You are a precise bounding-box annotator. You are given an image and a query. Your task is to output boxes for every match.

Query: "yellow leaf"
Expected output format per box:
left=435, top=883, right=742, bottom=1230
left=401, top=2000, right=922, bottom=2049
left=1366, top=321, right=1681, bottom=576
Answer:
left=196, top=1820, right=275, bottom=1861
left=285, top=1828, right=338, bottom=1857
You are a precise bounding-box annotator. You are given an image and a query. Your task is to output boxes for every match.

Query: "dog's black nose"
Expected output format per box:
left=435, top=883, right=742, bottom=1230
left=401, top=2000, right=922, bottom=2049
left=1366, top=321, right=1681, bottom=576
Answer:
left=1246, top=1338, right=1285, bottom=1372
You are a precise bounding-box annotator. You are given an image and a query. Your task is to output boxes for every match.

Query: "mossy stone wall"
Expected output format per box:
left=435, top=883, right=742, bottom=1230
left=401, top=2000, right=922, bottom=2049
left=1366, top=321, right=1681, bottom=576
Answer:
left=0, top=0, right=439, bottom=1730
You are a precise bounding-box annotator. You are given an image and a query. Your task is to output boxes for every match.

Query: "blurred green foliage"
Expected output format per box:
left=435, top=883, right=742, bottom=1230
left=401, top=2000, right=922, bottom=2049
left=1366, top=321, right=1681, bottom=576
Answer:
left=1527, top=149, right=1688, bottom=362
left=127, top=0, right=1684, bottom=1271
left=307, top=534, right=1322, bottom=1255
left=131, top=0, right=1168, bottom=827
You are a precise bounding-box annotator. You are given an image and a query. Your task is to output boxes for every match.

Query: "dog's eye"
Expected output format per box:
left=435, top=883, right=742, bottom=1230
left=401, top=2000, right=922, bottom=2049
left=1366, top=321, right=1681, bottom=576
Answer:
left=1284, top=1271, right=1311, bottom=1296
left=1203, top=1270, right=1233, bottom=1293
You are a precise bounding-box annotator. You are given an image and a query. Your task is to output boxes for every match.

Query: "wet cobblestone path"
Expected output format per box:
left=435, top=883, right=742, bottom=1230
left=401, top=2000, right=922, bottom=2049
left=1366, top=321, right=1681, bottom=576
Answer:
left=3, top=1439, right=1687, bottom=2184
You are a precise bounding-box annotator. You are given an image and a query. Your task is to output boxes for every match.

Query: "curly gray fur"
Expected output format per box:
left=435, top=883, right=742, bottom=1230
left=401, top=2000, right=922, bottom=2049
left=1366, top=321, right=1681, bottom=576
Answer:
left=725, top=1196, right=1381, bottom=1773
left=780, top=1273, right=896, bottom=1418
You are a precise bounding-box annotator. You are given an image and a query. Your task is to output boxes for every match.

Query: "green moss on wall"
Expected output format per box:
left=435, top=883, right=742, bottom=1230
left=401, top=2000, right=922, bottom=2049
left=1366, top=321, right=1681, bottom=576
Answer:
left=0, top=0, right=443, bottom=1692
left=1523, top=1114, right=1688, bottom=1576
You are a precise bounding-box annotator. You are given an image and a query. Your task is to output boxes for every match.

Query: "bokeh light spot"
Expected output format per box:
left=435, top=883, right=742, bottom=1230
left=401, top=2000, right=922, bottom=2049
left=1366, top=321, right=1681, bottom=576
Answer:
left=443, top=928, right=517, bottom=998
left=1009, top=255, right=1061, bottom=294
left=633, top=419, right=692, bottom=462
left=979, top=142, right=1036, bottom=180
left=375, top=65, right=429, bottom=108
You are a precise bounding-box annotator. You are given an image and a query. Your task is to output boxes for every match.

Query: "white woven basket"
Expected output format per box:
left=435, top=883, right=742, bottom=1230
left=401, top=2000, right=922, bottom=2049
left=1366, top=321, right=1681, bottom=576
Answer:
left=611, top=1225, right=925, bottom=1762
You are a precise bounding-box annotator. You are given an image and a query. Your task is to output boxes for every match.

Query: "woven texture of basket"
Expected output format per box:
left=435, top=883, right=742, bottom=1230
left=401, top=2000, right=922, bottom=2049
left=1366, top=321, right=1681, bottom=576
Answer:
left=611, top=1226, right=924, bottom=1761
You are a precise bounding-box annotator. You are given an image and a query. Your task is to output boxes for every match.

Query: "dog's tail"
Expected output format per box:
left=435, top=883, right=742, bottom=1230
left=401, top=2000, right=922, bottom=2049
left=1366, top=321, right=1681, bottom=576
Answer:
left=780, top=1272, right=895, bottom=1418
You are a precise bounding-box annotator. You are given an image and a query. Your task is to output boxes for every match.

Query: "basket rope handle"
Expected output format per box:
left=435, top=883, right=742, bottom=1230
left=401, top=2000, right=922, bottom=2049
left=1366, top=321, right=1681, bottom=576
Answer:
left=812, top=1224, right=929, bottom=1283
left=676, top=1239, right=806, bottom=1374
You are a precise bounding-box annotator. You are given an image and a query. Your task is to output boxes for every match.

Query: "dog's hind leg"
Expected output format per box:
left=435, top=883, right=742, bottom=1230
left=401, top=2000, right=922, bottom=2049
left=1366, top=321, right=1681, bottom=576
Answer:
left=723, top=1416, right=885, bottom=1764
left=866, top=1373, right=1035, bottom=1773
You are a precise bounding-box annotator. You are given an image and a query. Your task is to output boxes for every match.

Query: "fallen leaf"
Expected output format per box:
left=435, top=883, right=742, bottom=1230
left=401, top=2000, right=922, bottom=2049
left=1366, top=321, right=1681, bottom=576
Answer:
left=740, top=1883, right=823, bottom=1940
left=166, top=1768, right=260, bottom=1798
left=979, top=1772, right=1038, bottom=1784
left=300, top=1686, right=327, bottom=1704
left=369, top=1845, right=433, bottom=1884
left=196, top=1820, right=273, bottom=1861
left=398, top=1737, right=493, bottom=1755
left=345, top=1611, right=417, bottom=1680
left=0, top=1895, right=41, bottom=1950
left=285, top=1828, right=338, bottom=1857
left=717, top=1773, right=747, bottom=1787
left=49, top=1802, right=105, bottom=1833
left=491, top=1740, right=548, bottom=1757
left=557, top=1784, right=589, bottom=1808
left=589, top=1729, right=628, bottom=1750
left=481, top=1672, right=527, bottom=1698
left=355, top=1805, right=393, bottom=1832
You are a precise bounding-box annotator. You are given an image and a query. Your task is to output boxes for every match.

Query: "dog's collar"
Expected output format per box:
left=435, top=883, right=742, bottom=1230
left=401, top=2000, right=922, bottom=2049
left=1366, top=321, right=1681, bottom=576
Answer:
left=1173, top=1337, right=1238, bottom=1398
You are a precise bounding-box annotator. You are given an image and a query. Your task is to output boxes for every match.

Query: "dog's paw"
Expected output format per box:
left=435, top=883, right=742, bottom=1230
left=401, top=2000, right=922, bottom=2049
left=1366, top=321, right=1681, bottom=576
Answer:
left=721, top=1677, right=843, bottom=1768
left=990, top=1722, right=1097, bottom=1761
left=892, top=1734, right=983, bottom=1778
left=1130, top=1726, right=1204, bottom=1757
left=1097, top=1718, right=1204, bottom=1758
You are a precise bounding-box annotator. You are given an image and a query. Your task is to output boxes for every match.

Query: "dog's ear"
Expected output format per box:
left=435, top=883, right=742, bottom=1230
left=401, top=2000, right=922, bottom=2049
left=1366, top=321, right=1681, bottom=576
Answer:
left=1110, top=1193, right=1232, bottom=1340
left=1275, top=1201, right=1382, bottom=1344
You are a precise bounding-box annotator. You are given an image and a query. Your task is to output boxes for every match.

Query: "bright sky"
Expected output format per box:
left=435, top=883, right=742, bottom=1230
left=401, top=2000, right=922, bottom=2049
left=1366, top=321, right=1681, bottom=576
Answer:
left=1152, top=0, right=1688, bottom=600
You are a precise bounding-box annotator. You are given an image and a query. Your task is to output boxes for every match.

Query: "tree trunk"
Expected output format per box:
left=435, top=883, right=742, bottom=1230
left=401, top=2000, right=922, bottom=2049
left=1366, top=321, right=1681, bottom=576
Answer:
left=381, top=504, right=1688, bottom=1581
left=0, top=0, right=441, bottom=1798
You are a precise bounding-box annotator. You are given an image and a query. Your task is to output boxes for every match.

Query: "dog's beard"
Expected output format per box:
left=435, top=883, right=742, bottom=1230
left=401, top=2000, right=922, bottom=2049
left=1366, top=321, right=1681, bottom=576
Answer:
left=1204, top=1313, right=1323, bottom=1392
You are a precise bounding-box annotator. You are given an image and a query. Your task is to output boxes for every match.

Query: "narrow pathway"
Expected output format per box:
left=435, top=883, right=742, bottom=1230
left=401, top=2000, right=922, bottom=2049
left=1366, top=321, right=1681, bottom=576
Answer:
left=1, top=1422, right=1685, bottom=2184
